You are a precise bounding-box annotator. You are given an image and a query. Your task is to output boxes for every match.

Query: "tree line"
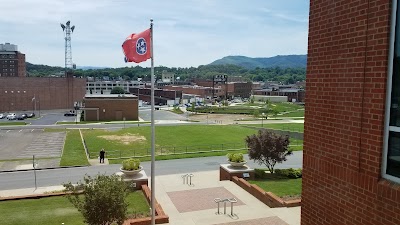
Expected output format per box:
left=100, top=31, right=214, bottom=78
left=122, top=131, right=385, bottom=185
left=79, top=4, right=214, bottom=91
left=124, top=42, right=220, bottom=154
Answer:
left=26, top=63, right=306, bottom=84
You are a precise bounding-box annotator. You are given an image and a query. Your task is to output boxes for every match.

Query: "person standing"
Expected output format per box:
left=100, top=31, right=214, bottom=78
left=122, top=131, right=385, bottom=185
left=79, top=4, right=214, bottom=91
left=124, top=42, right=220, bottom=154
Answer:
left=99, top=148, right=106, bottom=164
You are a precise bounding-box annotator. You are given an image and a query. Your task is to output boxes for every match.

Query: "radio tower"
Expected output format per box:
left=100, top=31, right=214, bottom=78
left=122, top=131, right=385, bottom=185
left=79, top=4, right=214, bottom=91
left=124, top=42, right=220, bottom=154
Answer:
left=60, top=21, right=75, bottom=76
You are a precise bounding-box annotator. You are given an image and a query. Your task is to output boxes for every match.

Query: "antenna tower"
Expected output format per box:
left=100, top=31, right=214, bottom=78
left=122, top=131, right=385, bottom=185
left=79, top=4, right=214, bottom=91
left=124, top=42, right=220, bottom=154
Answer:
left=60, top=21, right=76, bottom=75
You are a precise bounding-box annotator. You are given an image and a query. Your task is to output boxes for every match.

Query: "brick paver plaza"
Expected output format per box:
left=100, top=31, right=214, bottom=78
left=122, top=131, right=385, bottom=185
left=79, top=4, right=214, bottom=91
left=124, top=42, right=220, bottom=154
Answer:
left=167, top=187, right=244, bottom=213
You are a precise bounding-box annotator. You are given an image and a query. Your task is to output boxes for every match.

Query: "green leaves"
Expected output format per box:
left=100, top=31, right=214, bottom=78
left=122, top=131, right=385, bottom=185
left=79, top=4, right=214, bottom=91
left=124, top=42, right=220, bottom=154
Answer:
left=122, top=159, right=141, bottom=171
left=63, top=174, right=129, bottom=225
left=110, top=87, right=125, bottom=94
left=246, top=130, right=292, bottom=174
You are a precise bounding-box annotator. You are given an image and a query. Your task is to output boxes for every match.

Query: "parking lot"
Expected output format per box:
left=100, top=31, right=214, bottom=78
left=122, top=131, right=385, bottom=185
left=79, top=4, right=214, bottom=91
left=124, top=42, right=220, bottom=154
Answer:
left=0, top=110, right=76, bottom=125
left=0, top=129, right=66, bottom=171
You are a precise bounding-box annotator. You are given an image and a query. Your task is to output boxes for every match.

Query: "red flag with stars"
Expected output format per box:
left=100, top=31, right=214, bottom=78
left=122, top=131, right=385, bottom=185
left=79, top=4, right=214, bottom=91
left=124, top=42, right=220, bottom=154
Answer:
left=122, top=28, right=151, bottom=63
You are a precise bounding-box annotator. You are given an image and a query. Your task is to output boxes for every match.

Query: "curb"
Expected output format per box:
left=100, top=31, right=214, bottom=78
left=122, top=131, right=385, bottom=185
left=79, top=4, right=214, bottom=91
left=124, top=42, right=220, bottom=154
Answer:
left=0, top=165, right=89, bottom=173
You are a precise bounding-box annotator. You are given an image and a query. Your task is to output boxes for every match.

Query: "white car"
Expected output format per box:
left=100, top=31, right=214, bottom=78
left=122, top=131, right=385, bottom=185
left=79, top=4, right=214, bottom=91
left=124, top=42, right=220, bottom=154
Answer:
left=6, top=113, right=16, bottom=120
left=0, top=113, right=5, bottom=119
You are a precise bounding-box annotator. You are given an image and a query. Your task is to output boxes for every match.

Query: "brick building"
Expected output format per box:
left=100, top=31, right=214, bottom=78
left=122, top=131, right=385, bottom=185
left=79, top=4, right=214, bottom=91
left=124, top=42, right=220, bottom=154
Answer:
left=129, top=87, right=182, bottom=105
left=83, top=94, right=138, bottom=121
left=0, top=43, right=26, bottom=77
left=226, top=82, right=252, bottom=98
left=163, top=85, right=224, bottom=99
left=0, top=77, right=86, bottom=112
left=253, top=88, right=305, bottom=102
left=303, top=1, right=400, bottom=225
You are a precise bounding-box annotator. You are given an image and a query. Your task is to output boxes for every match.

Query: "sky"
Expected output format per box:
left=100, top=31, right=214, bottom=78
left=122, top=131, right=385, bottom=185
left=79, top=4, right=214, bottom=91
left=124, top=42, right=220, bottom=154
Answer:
left=0, top=0, right=309, bottom=68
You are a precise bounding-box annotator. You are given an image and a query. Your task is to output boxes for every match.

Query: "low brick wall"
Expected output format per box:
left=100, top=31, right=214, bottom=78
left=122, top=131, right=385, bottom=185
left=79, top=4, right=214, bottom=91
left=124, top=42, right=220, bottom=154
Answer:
left=232, top=176, right=301, bottom=208
left=124, top=184, right=169, bottom=225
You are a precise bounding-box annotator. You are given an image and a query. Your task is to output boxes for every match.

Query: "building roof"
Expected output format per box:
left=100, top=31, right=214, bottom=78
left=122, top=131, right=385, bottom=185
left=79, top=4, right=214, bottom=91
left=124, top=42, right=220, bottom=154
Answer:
left=85, top=94, right=137, bottom=98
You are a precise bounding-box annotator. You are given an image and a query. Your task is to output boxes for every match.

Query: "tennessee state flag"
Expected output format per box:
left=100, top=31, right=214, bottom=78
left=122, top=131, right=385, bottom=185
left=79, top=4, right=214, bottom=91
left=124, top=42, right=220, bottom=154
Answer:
left=122, top=28, right=151, bottom=63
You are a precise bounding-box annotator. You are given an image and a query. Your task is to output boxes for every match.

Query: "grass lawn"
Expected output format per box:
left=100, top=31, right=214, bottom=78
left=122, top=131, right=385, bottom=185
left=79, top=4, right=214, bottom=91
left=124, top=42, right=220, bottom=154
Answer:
left=256, top=123, right=304, bottom=133
left=109, top=149, right=248, bottom=164
left=0, top=191, right=149, bottom=225
left=56, top=121, right=148, bottom=125
left=248, top=174, right=302, bottom=197
left=82, top=125, right=303, bottom=159
left=60, top=130, right=90, bottom=166
left=83, top=125, right=253, bottom=158
left=0, top=122, right=27, bottom=126
left=273, top=110, right=304, bottom=118
left=170, top=107, right=184, bottom=114
left=269, top=102, right=303, bottom=112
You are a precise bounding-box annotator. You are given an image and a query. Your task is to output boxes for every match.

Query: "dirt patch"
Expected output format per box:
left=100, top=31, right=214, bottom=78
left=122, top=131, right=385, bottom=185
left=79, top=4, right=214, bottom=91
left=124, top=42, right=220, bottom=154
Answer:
left=189, top=113, right=253, bottom=124
left=99, top=133, right=146, bottom=145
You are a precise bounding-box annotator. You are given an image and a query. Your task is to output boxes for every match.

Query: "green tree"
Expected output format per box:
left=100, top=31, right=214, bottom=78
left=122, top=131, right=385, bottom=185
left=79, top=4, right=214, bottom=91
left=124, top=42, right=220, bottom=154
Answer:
left=253, top=109, right=260, bottom=118
left=63, top=174, right=129, bottom=225
left=245, top=130, right=292, bottom=174
left=111, top=86, right=125, bottom=94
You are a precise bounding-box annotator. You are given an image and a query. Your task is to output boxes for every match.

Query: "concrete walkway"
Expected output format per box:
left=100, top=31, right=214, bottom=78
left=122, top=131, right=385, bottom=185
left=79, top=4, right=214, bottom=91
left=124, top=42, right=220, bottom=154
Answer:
left=0, top=170, right=300, bottom=225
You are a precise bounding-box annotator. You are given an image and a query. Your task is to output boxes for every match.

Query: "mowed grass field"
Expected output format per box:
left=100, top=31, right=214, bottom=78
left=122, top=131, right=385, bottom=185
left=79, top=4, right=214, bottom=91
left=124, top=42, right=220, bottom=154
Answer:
left=254, top=123, right=304, bottom=133
left=0, top=191, right=149, bottom=225
left=249, top=177, right=302, bottom=197
left=82, top=125, right=303, bottom=159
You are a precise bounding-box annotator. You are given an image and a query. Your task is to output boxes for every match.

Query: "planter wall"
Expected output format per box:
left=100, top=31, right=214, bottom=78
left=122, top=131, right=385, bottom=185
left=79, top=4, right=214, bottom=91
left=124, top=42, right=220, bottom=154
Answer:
left=232, top=176, right=301, bottom=208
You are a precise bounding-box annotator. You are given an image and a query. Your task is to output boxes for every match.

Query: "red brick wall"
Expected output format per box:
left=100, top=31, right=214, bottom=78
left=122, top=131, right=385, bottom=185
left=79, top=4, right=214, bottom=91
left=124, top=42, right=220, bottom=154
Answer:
left=17, top=53, right=25, bottom=77
left=0, top=77, right=86, bottom=112
left=84, top=97, right=138, bottom=121
left=303, top=1, right=400, bottom=225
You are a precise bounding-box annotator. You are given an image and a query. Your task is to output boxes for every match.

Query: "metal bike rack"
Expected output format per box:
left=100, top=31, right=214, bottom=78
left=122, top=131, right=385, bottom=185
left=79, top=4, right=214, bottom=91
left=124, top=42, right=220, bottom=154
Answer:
left=214, top=198, right=222, bottom=214
left=214, top=198, right=238, bottom=217
left=181, top=173, right=194, bottom=186
left=228, top=198, right=237, bottom=216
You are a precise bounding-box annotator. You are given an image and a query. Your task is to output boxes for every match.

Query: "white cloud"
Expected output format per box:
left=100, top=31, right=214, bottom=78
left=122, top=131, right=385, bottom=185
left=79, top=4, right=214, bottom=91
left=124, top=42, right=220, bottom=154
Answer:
left=0, top=0, right=309, bottom=68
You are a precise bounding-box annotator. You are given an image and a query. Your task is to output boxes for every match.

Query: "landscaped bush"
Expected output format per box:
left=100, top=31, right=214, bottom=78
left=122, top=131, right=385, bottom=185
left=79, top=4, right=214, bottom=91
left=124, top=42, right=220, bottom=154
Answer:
left=275, top=168, right=302, bottom=179
left=254, top=168, right=268, bottom=179
left=227, top=153, right=245, bottom=162
left=122, top=158, right=141, bottom=170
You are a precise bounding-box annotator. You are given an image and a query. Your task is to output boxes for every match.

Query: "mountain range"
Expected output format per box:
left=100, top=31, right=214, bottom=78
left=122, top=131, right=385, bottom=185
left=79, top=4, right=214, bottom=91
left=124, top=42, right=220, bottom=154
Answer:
left=208, top=55, right=307, bottom=69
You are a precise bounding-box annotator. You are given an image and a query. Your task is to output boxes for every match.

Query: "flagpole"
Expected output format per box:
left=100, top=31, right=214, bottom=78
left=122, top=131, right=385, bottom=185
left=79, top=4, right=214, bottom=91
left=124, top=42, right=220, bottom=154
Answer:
left=150, top=18, right=156, bottom=225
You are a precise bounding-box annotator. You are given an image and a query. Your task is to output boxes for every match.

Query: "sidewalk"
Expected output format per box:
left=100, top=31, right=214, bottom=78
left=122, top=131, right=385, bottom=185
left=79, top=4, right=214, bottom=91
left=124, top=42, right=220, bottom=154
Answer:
left=0, top=170, right=300, bottom=225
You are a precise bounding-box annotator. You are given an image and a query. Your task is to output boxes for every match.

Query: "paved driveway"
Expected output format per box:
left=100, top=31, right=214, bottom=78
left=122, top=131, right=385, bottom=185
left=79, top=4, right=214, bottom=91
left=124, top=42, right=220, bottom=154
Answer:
left=139, top=107, right=187, bottom=121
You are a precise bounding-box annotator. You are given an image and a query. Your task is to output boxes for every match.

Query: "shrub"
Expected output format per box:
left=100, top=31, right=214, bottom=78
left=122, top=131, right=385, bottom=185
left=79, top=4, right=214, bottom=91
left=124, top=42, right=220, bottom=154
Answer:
left=254, top=168, right=267, bottom=179
left=275, top=168, right=302, bottom=179
left=122, top=159, right=141, bottom=171
left=63, top=174, right=129, bottom=225
left=227, top=153, right=245, bottom=162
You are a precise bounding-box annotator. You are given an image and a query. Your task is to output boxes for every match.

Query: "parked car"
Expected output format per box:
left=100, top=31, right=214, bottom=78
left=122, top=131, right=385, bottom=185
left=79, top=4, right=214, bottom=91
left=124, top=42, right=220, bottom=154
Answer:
left=21, top=113, right=28, bottom=119
left=17, top=114, right=26, bottom=120
left=0, top=113, right=5, bottom=119
left=64, top=111, right=76, bottom=116
left=27, top=112, right=35, bottom=118
left=7, top=113, right=17, bottom=120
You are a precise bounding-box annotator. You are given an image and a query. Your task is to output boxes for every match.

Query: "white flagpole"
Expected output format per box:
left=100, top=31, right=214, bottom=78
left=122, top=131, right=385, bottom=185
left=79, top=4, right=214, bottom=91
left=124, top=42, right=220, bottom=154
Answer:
left=150, top=18, right=156, bottom=225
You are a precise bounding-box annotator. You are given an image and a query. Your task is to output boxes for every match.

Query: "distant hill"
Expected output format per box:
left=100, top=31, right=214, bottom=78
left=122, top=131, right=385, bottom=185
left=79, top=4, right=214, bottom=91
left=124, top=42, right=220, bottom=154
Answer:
left=77, top=66, right=110, bottom=70
left=209, top=55, right=307, bottom=69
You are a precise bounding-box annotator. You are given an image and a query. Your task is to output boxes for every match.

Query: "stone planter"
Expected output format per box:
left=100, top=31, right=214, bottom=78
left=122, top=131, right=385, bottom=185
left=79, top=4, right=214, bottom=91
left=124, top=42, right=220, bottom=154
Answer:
left=120, top=166, right=143, bottom=176
left=228, top=161, right=247, bottom=168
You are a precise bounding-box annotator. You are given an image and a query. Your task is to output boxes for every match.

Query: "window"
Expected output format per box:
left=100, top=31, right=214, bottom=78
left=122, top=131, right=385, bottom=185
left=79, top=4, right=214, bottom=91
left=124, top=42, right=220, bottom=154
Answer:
left=384, top=0, right=400, bottom=182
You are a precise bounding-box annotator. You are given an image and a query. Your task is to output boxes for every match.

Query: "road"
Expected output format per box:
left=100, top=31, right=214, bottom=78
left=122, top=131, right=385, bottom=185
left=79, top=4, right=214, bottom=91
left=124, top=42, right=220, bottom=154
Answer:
left=0, top=152, right=302, bottom=190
